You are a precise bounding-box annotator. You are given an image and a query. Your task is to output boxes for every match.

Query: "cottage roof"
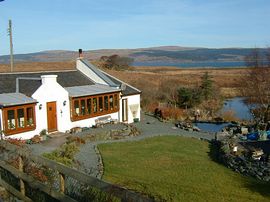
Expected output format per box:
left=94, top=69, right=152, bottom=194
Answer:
left=0, top=93, right=37, bottom=107
left=80, top=59, right=118, bottom=87
left=0, top=70, right=95, bottom=96
left=0, top=60, right=141, bottom=98
left=65, top=84, right=121, bottom=98
left=101, top=71, right=141, bottom=96
left=80, top=59, right=141, bottom=96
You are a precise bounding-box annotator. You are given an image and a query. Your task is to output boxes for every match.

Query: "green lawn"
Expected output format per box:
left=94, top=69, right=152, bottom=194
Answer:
left=98, top=136, right=270, bottom=202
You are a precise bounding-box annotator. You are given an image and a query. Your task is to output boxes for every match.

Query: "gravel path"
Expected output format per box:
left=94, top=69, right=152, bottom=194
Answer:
left=29, top=133, right=71, bottom=155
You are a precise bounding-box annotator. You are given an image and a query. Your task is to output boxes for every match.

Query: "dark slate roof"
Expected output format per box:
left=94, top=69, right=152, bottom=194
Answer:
left=0, top=70, right=95, bottom=96
left=81, top=59, right=118, bottom=87
left=100, top=70, right=141, bottom=96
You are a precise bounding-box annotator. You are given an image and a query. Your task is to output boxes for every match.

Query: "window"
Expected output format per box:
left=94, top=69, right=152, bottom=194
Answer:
left=99, top=97, right=103, bottom=112
left=26, top=107, right=34, bottom=126
left=7, top=110, right=15, bottom=130
left=80, top=99, right=86, bottom=115
left=87, top=98, right=91, bottom=115
left=71, top=92, right=120, bottom=121
left=74, top=100, right=79, bottom=116
left=114, top=94, right=119, bottom=110
left=17, top=108, right=24, bottom=128
left=93, top=98, right=97, bottom=113
left=109, top=95, right=113, bottom=110
left=3, top=104, right=36, bottom=135
left=104, top=96, right=108, bottom=111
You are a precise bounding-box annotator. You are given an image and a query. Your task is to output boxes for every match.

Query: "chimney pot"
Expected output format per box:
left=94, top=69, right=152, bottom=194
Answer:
left=79, top=49, right=83, bottom=58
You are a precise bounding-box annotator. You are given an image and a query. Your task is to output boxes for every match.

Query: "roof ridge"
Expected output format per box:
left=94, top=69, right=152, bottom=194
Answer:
left=99, top=69, right=141, bottom=93
left=0, top=69, right=77, bottom=75
left=80, top=59, right=119, bottom=87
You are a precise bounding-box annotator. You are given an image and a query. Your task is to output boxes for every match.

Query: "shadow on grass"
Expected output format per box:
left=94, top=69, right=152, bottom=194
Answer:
left=208, top=140, right=270, bottom=198
left=244, top=179, right=270, bottom=197
left=208, top=140, right=224, bottom=164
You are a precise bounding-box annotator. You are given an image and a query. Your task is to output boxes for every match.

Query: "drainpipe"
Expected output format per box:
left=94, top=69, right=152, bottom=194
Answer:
left=0, top=108, right=3, bottom=140
left=16, top=77, right=41, bottom=93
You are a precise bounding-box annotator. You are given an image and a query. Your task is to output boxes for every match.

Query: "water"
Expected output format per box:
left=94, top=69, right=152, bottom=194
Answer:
left=194, top=97, right=252, bottom=133
left=222, top=97, right=252, bottom=121
left=194, top=122, right=229, bottom=133
left=133, top=61, right=246, bottom=68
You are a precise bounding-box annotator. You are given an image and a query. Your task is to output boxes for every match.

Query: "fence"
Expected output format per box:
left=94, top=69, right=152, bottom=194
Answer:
left=0, top=141, right=153, bottom=202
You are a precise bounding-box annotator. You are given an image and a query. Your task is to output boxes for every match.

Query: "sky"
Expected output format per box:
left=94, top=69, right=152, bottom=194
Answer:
left=0, top=0, right=269, bottom=55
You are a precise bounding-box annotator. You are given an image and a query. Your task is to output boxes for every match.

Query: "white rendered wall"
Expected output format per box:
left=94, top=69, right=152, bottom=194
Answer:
left=120, top=94, right=141, bottom=123
left=3, top=74, right=140, bottom=139
left=0, top=109, right=3, bottom=139
left=32, top=75, right=70, bottom=135
left=69, top=112, right=119, bottom=129
left=76, top=59, right=107, bottom=85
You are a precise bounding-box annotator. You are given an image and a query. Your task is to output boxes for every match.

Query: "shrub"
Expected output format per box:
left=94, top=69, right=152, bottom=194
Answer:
left=161, top=107, right=186, bottom=121
left=43, top=142, right=79, bottom=167
left=222, top=110, right=239, bottom=122
left=66, top=136, right=86, bottom=145
left=39, top=129, right=47, bottom=136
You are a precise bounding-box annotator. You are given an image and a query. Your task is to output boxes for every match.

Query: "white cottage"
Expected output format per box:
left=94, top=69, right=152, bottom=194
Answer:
left=0, top=56, right=141, bottom=139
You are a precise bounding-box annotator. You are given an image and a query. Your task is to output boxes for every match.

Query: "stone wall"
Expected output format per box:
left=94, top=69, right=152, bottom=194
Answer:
left=222, top=153, right=270, bottom=181
left=214, top=139, right=270, bottom=181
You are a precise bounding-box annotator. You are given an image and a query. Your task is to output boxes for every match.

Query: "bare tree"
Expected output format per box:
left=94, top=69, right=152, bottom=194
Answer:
left=158, top=78, right=179, bottom=107
left=241, top=48, right=270, bottom=123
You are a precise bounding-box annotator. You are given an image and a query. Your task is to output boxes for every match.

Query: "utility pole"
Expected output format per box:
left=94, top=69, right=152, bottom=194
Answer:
left=8, top=19, right=14, bottom=72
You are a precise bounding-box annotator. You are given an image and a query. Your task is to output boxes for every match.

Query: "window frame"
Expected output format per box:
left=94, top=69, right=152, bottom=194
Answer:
left=71, top=92, right=120, bottom=121
left=2, top=103, right=36, bottom=136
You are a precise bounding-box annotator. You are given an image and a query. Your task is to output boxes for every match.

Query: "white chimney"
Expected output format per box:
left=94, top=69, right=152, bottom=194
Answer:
left=41, top=75, right=58, bottom=85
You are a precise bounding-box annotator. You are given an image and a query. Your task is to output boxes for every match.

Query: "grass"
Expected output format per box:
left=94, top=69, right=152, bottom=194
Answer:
left=98, top=136, right=270, bottom=202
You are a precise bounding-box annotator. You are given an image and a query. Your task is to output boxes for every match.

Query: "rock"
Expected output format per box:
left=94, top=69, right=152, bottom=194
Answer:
left=193, top=126, right=201, bottom=132
left=70, top=127, right=82, bottom=134
left=263, top=176, right=270, bottom=181
left=257, top=172, right=263, bottom=176
left=241, top=127, right=249, bottom=135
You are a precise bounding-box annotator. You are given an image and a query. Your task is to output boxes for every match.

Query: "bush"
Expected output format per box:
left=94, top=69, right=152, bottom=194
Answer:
left=99, top=55, right=134, bottom=70
left=222, top=110, right=239, bottom=122
left=160, top=107, right=186, bottom=121
left=43, top=142, right=79, bottom=167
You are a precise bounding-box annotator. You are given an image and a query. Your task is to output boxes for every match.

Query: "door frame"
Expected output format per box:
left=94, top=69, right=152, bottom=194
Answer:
left=122, top=98, right=128, bottom=122
left=46, top=101, right=58, bottom=133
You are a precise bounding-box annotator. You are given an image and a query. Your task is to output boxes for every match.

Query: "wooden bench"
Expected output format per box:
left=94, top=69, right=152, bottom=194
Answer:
left=95, top=115, right=112, bottom=127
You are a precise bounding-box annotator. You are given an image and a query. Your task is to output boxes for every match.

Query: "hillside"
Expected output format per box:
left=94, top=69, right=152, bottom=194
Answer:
left=0, top=46, right=266, bottom=65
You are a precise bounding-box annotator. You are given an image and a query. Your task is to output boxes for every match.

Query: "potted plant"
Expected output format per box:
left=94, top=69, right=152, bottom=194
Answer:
left=39, top=129, right=48, bottom=141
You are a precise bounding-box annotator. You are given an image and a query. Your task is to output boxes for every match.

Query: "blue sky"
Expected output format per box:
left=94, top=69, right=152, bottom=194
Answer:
left=0, top=0, right=269, bottom=55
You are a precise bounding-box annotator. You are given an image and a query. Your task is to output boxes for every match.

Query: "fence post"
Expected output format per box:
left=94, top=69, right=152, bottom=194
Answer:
left=59, top=173, right=65, bottom=193
left=18, top=156, right=25, bottom=196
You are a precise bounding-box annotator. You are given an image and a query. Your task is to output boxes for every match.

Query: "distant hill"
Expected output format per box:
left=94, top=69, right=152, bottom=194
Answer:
left=0, top=46, right=267, bottom=66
